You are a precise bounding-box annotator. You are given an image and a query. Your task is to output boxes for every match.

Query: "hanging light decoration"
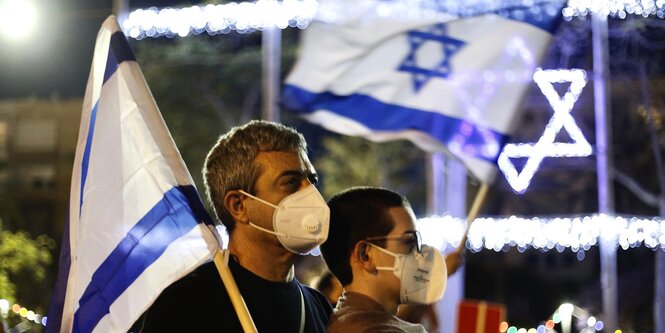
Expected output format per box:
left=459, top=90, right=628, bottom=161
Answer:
left=563, top=0, right=665, bottom=20
left=417, top=214, right=665, bottom=252
left=122, top=0, right=318, bottom=39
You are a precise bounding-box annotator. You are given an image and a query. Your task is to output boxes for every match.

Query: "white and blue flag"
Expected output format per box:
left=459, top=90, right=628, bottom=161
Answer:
left=283, top=0, right=564, bottom=183
left=47, top=16, right=220, bottom=333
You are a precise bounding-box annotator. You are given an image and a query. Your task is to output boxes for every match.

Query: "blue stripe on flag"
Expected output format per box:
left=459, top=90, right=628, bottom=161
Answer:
left=81, top=31, right=136, bottom=209
left=282, top=85, right=509, bottom=163
left=72, top=185, right=202, bottom=333
left=180, top=184, right=215, bottom=226
left=498, top=3, right=563, bottom=33
left=45, top=213, right=72, bottom=333
left=103, top=31, right=136, bottom=84
left=80, top=101, right=99, bottom=210
left=445, top=2, right=564, bottom=33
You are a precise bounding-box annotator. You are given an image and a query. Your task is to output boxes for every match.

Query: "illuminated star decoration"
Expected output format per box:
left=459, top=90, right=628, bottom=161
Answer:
left=498, top=68, right=592, bottom=193
left=398, top=23, right=466, bottom=92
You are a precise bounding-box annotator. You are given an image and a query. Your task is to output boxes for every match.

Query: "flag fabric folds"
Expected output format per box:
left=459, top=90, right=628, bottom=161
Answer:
left=47, top=16, right=220, bottom=333
left=283, top=0, right=564, bottom=183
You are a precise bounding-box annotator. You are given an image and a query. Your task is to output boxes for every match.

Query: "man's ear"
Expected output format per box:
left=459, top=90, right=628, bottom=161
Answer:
left=353, top=241, right=377, bottom=274
left=224, top=190, right=249, bottom=224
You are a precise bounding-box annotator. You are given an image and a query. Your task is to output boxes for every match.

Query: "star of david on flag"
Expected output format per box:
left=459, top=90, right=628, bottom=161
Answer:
left=283, top=0, right=565, bottom=184
left=498, top=68, right=592, bottom=193
left=46, top=16, right=220, bottom=333
left=398, top=23, right=466, bottom=92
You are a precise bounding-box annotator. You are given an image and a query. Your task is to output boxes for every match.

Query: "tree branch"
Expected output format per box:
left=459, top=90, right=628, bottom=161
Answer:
left=612, top=168, right=660, bottom=207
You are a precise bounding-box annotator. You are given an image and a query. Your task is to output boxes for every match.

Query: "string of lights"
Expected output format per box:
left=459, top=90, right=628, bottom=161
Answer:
left=122, top=0, right=318, bottom=38
left=121, top=0, right=665, bottom=39
left=498, top=303, right=607, bottom=333
left=417, top=214, right=665, bottom=253
left=563, top=0, right=665, bottom=19
left=0, top=298, right=47, bottom=327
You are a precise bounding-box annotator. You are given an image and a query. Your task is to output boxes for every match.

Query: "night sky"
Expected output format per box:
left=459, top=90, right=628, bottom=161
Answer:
left=0, top=0, right=191, bottom=99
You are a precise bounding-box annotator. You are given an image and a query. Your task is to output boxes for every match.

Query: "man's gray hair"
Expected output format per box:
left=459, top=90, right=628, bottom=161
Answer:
left=203, top=120, right=307, bottom=234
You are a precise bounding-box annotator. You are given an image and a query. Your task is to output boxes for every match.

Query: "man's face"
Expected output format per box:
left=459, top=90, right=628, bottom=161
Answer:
left=373, top=206, right=418, bottom=298
left=244, top=150, right=317, bottom=233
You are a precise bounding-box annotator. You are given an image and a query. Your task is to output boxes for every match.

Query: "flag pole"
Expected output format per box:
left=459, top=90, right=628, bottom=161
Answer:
left=456, top=183, right=489, bottom=253
left=213, top=249, right=258, bottom=333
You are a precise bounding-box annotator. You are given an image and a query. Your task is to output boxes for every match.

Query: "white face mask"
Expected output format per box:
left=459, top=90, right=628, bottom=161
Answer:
left=239, top=185, right=330, bottom=254
left=371, top=244, right=447, bottom=305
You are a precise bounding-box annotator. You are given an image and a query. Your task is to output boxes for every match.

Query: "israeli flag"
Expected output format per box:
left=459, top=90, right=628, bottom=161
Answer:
left=47, top=16, right=220, bottom=333
left=283, top=0, right=564, bottom=183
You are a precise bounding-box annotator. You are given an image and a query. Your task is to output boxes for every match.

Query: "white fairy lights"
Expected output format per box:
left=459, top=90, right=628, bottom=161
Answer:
left=563, top=0, right=665, bottom=19
left=122, top=0, right=318, bottom=39
left=417, top=214, right=665, bottom=253
left=122, top=0, right=563, bottom=39
left=498, top=68, right=592, bottom=194
left=121, top=0, right=665, bottom=40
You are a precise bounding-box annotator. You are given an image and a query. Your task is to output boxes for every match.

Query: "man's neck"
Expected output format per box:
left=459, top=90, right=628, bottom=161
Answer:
left=227, top=231, right=297, bottom=282
left=345, top=281, right=400, bottom=315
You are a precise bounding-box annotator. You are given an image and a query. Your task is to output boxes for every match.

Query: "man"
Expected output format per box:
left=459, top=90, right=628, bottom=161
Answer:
left=321, top=187, right=448, bottom=333
left=136, top=120, right=332, bottom=332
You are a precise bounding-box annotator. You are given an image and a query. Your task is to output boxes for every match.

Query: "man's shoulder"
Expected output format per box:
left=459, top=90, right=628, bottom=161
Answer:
left=299, top=282, right=333, bottom=328
left=161, top=261, right=222, bottom=296
left=327, top=293, right=426, bottom=333
left=136, top=261, right=236, bottom=332
left=328, top=311, right=426, bottom=333
left=300, top=283, right=331, bottom=307
left=152, top=260, right=229, bottom=307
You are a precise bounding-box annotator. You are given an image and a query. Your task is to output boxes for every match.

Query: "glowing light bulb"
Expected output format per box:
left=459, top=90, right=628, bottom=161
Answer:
left=545, top=320, right=555, bottom=330
left=595, top=321, right=604, bottom=331
left=0, top=0, right=38, bottom=41
left=553, top=313, right=561, bottom=323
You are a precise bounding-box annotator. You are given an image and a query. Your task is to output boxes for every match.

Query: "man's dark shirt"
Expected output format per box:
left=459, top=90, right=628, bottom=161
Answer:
left=135, top=257, right=332, bottom=332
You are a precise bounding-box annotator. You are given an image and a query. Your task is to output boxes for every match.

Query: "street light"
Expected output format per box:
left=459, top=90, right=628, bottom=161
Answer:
left=0, top=0, right=38, bottom=41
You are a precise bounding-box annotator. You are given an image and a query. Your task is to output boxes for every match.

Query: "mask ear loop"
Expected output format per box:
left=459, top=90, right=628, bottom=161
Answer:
left=237, top=190, right=286, bottom=237
left=366, top=242, right=399, bottom=271
left=237, top=189, right=322, bottom=241
left=238, top=190, right=280, bottom=209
